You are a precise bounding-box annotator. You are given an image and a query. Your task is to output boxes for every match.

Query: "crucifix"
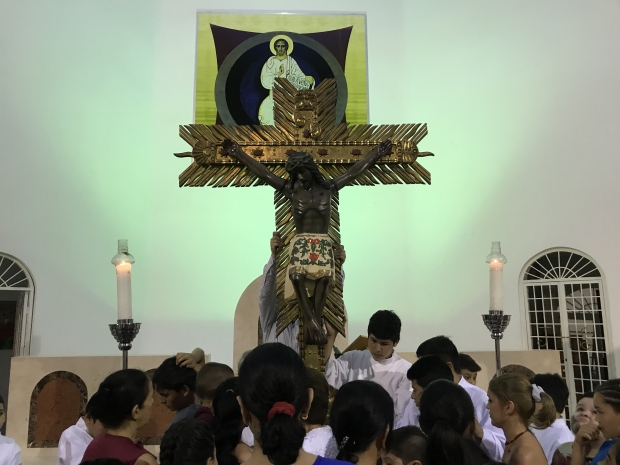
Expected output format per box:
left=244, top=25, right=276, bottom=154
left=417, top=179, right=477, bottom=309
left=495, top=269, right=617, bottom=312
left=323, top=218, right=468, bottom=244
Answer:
left=174, top=78, right=433, bottom=368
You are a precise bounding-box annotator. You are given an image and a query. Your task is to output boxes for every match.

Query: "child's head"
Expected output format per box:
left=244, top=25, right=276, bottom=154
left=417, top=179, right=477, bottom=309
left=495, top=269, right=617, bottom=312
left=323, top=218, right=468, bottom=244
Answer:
left=594, top=379, right=620, bottom=440
left=406, top=356, right=453, bottom=407
left=571, top=392, right=596, bottom=434
left=530, top=373, right=569, bottom=416
left=238, top=343, right=310, bottom=465
left=212, top=377, right=243, bottom=465
left=152, top=357, right=197, bottom=412
left=90, top=369, right=153, bottom=430
left=418, top=380, right=490, bottom=465
left=367, top=310, right=402, bottom=361
left=330, top=380, right=394, bottom=464
left=384, top=426, right=427, bottom=465
left=160, top=418, right=216, bottom=465
left=83, top=392, right=107, bottom=438
left=304, top=367, right=329, bottom=427
left=196, top=362, right=234, bottom=407
left=458, top=354, right=481, bottom=386
left=487, top=373, right=556, bottom=429
left=415, top=336, right=460, bottom=377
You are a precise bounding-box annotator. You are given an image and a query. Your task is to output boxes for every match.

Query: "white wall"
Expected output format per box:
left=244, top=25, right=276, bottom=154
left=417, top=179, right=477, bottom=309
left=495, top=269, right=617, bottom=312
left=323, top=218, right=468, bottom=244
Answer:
left=1, top=0, right=620, bottom=370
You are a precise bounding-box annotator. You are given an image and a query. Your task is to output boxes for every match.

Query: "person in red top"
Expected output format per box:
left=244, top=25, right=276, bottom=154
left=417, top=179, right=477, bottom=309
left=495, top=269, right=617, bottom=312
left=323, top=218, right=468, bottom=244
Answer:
left=81, top=369, right=156, bottom=465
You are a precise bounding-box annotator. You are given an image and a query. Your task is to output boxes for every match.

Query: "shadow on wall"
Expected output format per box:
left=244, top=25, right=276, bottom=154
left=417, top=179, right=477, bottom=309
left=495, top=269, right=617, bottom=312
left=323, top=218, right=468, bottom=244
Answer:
left=27, top=369, right=174, bottom=448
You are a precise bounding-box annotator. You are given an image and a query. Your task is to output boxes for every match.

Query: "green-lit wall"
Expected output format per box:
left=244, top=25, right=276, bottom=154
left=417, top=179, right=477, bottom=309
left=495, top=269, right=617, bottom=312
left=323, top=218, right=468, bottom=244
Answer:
left=2, top=0, right=620, bottom=370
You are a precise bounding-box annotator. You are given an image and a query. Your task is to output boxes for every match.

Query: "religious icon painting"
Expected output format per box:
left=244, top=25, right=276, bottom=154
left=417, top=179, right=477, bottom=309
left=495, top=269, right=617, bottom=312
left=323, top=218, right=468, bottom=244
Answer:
left=194, top=12, right=368, bottom=126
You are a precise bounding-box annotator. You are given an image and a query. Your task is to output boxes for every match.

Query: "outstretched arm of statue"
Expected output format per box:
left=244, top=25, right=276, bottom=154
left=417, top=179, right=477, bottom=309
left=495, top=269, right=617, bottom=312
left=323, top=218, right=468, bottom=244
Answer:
left=331, top=140, right=393, bottom=191
left=222, top=139, right=287, bottom=191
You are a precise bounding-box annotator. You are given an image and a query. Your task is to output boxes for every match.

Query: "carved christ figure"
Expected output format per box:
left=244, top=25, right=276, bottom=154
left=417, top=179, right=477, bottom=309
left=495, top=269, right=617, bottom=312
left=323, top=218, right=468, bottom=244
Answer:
left=222, top=139, right=393, bottom=345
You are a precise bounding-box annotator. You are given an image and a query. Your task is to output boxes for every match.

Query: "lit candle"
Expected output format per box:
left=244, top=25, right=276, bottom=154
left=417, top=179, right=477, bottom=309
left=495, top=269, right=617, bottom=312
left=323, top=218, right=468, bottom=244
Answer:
left=111, top=240, right=135, bottom=321
left=486, top=241, right=507, bottom=311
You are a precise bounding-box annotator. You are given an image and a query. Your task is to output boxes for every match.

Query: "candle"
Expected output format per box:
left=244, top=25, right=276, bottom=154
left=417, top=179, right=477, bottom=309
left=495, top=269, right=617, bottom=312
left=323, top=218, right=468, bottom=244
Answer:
left=486, top=241, right=507, bottom=311
left=111, top=240, right=135, bottom=321
left=116, top=262, right=132, bottom=320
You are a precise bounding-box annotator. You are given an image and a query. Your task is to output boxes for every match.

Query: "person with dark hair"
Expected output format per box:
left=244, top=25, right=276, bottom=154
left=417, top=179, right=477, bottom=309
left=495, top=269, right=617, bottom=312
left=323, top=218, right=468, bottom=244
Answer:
left=460, top=353, right=482, bottom=386
left=152, top=357, right=199, bottom=428
left=572, top=379, right=620, bottom=465
left=383, top=426, right=427, bottom=465
left=160, top=418, right=216, bottom=465
left=330, top=380, right=394, bottom=465
left=418, top=380, right=495, bottom=465
left=81, top=369, right=156, bottom=465
left=324, top=310, right=412, bottom=424
left=407, top=355, right=453, bottom=409
left=412, top=335, right=505, bottom=461
left=237, top=342, right=348, bottom=465
left=487, top=373, right=549, bottom=465
left=528, top=374, right=574, bottom=464
left=194, top=362, right=234, bottom=424
left=553, top=392, right=605, bottom=465
left=302, top=368, right=338, bottom=458
left=212, top=377, right=252, bottom=465
left=395, top=356, right=453, bottom=429
left=0, top=394, right=22, bottom=465
left=58, top=392, right=107, bottom=465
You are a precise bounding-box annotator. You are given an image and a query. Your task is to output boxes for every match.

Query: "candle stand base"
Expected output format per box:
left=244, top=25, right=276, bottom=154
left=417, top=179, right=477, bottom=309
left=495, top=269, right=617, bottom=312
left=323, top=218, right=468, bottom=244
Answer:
left=109, top=319, right=141, bottom=370
left=482, top=310, right=511, bottom=377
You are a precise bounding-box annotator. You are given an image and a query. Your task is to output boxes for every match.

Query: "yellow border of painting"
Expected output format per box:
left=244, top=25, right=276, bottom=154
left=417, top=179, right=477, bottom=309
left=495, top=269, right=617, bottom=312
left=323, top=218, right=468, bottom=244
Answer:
left=195, top=12, right=368, bottom=125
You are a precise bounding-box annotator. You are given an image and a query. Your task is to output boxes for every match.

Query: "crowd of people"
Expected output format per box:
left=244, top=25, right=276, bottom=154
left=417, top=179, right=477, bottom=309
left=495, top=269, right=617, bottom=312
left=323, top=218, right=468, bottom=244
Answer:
left=38, top=323, right=620, bottom=465
left=1, top=238, right=619, bottom=465
left=1, top=311, right=620, bottom=465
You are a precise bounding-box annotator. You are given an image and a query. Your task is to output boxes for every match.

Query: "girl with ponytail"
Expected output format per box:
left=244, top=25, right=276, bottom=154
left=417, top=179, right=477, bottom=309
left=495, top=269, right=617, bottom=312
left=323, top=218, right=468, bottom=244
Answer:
left=212, top=377, right=252, bottom=465
left=418, top=379, right=497, bottom=465
left=487, top=373, right=548, bottom=465
left=238, top=343, right=349, bottom=465
left=160, top=418, right=216, bottom=465
left=329, top=380, right=394, bottom=465
left=81, top=369, right=156, bottom=465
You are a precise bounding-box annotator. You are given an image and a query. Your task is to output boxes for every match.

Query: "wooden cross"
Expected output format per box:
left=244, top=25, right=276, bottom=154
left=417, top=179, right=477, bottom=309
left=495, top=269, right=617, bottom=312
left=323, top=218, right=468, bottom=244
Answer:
left=175, top=78, right=433, bottom=365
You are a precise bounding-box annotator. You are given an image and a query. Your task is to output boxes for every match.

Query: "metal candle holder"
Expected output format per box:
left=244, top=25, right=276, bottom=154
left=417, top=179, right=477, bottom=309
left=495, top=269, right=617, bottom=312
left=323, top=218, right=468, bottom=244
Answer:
left=482, top=310, right=511, bottom=377
left=109, top=319, right=141, bottom=370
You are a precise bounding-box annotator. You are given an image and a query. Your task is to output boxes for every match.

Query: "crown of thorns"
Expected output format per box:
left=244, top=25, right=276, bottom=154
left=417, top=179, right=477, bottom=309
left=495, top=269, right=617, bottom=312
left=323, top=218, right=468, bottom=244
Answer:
left=285, top=152, right=315, bottom=172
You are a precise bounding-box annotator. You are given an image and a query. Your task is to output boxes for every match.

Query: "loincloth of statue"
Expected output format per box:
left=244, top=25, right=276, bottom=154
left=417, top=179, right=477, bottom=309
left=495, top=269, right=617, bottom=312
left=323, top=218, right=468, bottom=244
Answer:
left=285, top=233, right=335, bottom=300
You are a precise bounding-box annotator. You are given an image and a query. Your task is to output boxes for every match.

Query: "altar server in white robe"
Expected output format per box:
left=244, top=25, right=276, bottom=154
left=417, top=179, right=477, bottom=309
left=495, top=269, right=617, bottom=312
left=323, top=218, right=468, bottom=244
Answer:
left=413, top=336, right=506, bottom=462
left=57, top=393, right=107, bottom=465
left=324, top=310, right=412, bottom=425
left=529, top=374, right=575, bottom=464
left=0, top=395, right=21, bottom=465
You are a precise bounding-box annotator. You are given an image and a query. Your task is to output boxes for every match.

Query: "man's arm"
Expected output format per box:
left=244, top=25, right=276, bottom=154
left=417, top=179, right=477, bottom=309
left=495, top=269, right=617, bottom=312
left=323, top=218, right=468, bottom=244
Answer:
left=331, top=140, right=392, bottom=191
left=222, top=139, right=287, bottom=191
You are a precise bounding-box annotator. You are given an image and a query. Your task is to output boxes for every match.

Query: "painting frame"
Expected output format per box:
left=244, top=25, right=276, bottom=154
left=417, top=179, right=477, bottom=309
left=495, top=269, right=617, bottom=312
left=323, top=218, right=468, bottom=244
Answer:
left=194, top=11, right=369, bottom=126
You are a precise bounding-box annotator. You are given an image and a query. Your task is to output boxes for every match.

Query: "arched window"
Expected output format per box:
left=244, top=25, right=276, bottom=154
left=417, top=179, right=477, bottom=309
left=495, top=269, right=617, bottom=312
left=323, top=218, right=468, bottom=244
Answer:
left=0, top=253, right=35, bottom=355
left=521, top=248, right=610, bottom=415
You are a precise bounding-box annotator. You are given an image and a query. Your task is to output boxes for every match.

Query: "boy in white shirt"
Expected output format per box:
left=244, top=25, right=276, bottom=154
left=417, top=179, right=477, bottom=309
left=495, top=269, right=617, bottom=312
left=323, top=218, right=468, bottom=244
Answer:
left=529, top=373, right=574, bottom=464
left=324, top=310, right=412, bottom=425
left=0, top=395, right=22, bottom=465
left=414, top=335, right=506, bottom=462
left=57, top=393, right=107, bottom=465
